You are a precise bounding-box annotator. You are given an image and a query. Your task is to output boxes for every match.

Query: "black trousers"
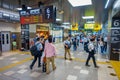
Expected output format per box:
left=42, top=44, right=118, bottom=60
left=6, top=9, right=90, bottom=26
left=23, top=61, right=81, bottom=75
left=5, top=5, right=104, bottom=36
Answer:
left=85, top=50, right=97, bottom=67
left=30, top=56, right=41, bottom=68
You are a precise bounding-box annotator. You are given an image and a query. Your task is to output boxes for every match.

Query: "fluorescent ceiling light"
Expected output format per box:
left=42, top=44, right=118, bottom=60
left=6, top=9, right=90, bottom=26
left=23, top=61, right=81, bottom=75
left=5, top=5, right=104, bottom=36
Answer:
left=68, top=0, right=92, bottom=7
left=105, top=0, right=110, bottom=9
left=82, top=16, right=94, bottom=19
left=16, top=8, right=22, bottom=10
left=63, top=22, right=70, bottom=25
left=56, top=18, right=62, bottom=21
left=16, top=7, right=32, bottom=10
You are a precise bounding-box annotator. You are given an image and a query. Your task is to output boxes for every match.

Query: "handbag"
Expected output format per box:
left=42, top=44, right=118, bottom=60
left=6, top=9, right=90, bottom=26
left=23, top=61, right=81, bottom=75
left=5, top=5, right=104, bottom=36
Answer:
left=43, top=56, right=46, bottom=63
left=42, top=54, right=46, bottom=72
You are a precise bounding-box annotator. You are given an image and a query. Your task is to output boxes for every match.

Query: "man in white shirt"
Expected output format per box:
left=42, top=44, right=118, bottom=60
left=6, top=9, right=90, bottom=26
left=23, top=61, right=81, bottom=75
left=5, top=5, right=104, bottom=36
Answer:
left=85, top=38, right=98, bottom=68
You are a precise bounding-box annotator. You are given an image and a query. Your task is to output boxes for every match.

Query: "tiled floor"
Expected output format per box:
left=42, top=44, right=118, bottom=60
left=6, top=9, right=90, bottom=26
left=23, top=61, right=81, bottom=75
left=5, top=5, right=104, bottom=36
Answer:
left=0, top=43, right=119, bottom=80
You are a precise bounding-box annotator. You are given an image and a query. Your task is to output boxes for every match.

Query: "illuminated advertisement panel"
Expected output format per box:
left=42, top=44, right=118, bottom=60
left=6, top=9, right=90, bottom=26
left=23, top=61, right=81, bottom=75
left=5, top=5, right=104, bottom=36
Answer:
left=84, top=24, right=94, bottom=29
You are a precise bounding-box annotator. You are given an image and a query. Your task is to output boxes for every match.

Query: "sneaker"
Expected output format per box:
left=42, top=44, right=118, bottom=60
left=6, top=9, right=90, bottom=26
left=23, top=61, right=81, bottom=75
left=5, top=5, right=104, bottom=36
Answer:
left=95, top=66, right=99, bottom=68
left=69, top=58, right=72, bottom=61
left=38, top=65, right=41, bottom=68
left=85, top=65, right=90, bottom=67
left=30, top=65, right=33, bottom=70
left=53, top=67, right=56, bottom=71
left=46, top=72, right=50, bottom=74
left=65, top=57, right=67, bottom=60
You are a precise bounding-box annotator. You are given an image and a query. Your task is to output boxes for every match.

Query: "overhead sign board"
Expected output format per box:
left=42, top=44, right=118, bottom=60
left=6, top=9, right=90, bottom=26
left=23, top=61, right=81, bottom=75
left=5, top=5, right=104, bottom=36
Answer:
left=20, top=5, right=56, bottom=24
left=29, top=8, right=42, bottom=15
left=110, top=18, right=120, bottom=61
left=112, top=19, right=120, bottom=27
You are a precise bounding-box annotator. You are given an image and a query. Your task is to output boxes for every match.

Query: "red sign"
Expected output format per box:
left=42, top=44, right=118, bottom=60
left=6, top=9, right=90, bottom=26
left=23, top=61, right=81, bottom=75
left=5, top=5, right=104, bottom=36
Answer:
left=20, top=15, right=43, bottom=24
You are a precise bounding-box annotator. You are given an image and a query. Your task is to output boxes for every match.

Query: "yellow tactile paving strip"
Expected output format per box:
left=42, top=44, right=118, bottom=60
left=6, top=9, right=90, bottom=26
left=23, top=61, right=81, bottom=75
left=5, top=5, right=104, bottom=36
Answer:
left=0, top=57, right=32, bottom=72
left=56, top=56, right=109, bottom=64
left=0, top=55, right=109, bottom=72
left=110, top=61, right=120, bottom=80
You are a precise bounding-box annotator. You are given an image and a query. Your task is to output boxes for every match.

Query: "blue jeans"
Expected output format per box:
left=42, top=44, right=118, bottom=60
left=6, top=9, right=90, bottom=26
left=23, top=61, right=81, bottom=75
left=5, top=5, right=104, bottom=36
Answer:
left=73, top=45, right=77, bottom=51
left=101, top=46, right=104, bottom=54
left=104, top=42, right=107, bottom=52
left=30, top=56, right=41, bottom=68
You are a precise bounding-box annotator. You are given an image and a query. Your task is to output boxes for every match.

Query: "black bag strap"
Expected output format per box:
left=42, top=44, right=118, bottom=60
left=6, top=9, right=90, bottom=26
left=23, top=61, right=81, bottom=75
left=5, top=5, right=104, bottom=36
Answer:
left=35, top=43, right=40, bottom=47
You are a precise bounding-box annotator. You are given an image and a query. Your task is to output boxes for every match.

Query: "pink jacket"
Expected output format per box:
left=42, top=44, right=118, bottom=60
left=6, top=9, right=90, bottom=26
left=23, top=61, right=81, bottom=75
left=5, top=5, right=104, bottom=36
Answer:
left=44, top=43, right=56, bottom=57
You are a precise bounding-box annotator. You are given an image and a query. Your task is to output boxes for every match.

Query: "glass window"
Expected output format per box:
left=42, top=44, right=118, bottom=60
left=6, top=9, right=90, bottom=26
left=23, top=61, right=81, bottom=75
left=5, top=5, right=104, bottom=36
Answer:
left=2, top=34, right=4, bottom=44
left=6, top=34, right=9, bottom=44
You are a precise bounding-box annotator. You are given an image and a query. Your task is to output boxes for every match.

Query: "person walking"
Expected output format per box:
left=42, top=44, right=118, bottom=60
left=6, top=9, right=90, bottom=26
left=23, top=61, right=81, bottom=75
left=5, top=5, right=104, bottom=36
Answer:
left=77, top=35, right=80, bottom=46
left=30, top=37, right=43, bottom=70
left=64, top=36, right=72, bottom=60
left=85, top=38, right=98, bottom=68
left=73, top=37, right=77, bottom=51
left=44, top=36, right=56, bottom=74
left=12, top=39, right=17, bottom=50
left=83, top=36, right=88, bottom=52
left=104, top=36, right=108, bottom=53
left=99, top=37, right=104, bottom=54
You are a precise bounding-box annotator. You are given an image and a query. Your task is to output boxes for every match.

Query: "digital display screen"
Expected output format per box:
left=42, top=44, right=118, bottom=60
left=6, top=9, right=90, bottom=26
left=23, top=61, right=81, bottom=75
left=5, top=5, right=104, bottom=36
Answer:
left=20, top=15, right=43, bottom=24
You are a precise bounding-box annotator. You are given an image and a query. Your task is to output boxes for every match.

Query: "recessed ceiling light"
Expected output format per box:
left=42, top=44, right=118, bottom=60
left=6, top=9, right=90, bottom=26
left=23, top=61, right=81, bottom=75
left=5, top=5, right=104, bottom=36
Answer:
left=63, top=22, right=70, bottom=25
left=56, top=18, right=62, bottom=21
left=16, top=7, right=32, bottom=10
left=68, top=0, right=92, bottom=7
left=82, top=16, right=94, bottom=19
left=16, top=8, right=22, bottom=10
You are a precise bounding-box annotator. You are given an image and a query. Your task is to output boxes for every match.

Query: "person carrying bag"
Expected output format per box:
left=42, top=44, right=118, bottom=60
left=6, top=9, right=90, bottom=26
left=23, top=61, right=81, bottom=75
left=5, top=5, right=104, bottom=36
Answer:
left=44, top=36, right=56, bottom=74
left=30, top=37, right=43, bottom=70
left=85, top=38, right=99, bottom=68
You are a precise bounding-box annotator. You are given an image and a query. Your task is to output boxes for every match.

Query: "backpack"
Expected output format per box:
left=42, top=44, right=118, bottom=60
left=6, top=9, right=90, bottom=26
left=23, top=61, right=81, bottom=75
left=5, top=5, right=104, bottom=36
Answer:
left=84, top=43, right=89, bottom=53
left=30, top=43, right=40, bottom=56
left=64, top=40, right=71, bottom=49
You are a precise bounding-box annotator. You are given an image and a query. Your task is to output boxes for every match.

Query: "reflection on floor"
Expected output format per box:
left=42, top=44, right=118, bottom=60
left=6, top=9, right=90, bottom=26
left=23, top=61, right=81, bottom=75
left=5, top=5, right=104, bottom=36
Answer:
left=0, top=43, right=119, bottom=80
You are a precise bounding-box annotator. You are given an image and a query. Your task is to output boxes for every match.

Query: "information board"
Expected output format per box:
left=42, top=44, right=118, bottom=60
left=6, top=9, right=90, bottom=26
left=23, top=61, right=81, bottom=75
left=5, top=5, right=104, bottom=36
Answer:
left=110, top=18, right=120, bottom=61
left=20, top=5, right=56, bottom=24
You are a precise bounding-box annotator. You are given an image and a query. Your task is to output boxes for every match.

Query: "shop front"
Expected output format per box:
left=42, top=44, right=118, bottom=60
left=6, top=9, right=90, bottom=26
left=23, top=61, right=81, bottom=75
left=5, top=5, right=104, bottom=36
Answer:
left=36, top=25, right=49, bottom=39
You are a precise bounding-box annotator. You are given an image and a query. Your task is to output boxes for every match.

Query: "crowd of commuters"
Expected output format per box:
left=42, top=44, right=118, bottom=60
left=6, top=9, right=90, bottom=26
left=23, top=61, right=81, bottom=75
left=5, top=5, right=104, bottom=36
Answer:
left=29, top=33, right=108, bottom=74
left=64, top=34, right=108, bottom=67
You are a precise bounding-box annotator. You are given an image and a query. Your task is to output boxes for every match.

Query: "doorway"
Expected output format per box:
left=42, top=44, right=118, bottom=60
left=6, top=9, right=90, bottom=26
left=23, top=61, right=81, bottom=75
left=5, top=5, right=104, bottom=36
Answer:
left=1, top=32, right=11, bottom=52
